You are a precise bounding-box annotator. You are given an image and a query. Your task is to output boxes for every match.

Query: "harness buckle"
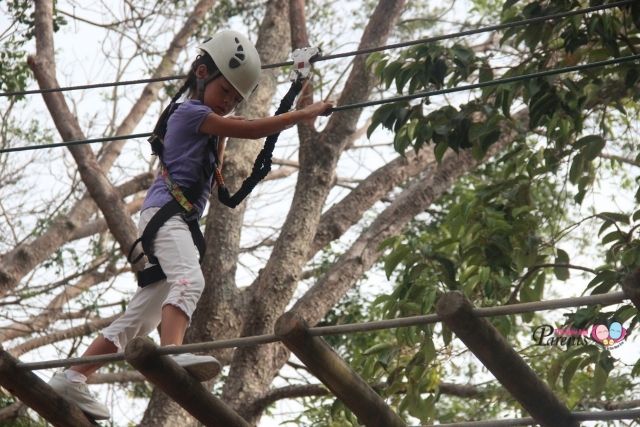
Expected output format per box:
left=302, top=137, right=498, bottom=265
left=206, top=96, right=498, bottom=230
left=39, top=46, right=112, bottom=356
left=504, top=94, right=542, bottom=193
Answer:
left=181, top=209, right=200, bottom=223
left=289, top=46, right=320, bottom=81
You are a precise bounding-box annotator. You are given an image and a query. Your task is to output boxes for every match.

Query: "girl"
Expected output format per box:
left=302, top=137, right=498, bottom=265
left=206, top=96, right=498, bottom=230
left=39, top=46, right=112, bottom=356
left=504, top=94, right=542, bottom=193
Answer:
left=49, top=30, right=332, bottom=420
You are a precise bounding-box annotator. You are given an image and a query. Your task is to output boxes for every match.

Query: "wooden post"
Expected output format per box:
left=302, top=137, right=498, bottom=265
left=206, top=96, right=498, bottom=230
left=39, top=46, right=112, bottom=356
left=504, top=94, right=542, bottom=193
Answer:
left=436, top=292, right=578, bottom=427
left=622, top=268, right=640, bottom=311
left=124, top=337, right=249, bottom=427
left=275, top=312, right=406, bottom=427
left=0, top=350, right=96, bottom=427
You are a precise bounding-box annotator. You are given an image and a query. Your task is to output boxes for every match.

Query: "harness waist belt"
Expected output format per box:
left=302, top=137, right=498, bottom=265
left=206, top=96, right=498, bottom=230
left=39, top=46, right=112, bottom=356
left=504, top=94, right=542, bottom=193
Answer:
left=130, top=199, right=206, bottom=288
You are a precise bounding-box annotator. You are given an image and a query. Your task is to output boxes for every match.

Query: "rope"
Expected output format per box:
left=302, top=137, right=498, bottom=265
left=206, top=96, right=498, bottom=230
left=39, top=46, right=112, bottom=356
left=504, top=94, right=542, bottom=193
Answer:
left=14, top=291, right=627, bottom=371
left=3, top=53, right=639, bottom=154
left=0, top=0, right=631, bottom=98
left=215, top=79, right=304, bottom=208
left=330, top=53, right=640, bottom=112
left=0, top=133, right=153, bottom=153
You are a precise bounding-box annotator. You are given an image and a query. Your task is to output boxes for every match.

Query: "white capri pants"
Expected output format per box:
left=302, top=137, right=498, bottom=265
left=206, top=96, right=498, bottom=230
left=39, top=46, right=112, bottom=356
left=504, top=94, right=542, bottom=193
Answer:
left=102, top=207, right=205, bottom=351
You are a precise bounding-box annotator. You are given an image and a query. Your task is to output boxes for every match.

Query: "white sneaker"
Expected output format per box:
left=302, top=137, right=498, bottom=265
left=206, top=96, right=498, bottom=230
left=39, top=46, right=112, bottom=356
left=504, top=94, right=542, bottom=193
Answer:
left=48, top=371, right=110, bottom=420
left=170, top=353, right=221, bottom=382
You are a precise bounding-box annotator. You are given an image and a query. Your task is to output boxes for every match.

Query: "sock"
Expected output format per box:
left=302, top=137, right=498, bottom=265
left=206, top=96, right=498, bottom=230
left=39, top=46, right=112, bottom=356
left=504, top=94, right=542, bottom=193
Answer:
left=64, top=369, right=87, bottom=384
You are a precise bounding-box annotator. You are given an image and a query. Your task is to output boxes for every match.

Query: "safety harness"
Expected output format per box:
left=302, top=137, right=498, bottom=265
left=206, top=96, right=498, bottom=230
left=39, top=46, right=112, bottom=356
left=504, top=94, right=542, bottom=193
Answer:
left=128, top=47, right=317, bottom=288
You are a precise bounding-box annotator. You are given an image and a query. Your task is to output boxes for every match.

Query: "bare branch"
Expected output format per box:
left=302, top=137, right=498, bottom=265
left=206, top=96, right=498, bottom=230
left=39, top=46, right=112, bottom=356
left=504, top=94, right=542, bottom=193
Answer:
left=0, top=262, right=122, bottom=342
left=224, top=0, right=407, bottom=417
left=8, top=314, right=120, bottom=357
left=600, top=153, right=640, bottom=168
left=29, top=1, right=144, bottom=273
left=247, top=381, right=487, bottom=415
left=294, top=112, right=525, bottom=329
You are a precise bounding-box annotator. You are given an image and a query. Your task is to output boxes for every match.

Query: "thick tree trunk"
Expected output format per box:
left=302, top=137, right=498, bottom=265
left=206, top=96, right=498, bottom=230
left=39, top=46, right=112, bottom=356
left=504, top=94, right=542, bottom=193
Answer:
left=221, top=0, right=407, bottom=421
left=140, top=0, right=293, bottom=425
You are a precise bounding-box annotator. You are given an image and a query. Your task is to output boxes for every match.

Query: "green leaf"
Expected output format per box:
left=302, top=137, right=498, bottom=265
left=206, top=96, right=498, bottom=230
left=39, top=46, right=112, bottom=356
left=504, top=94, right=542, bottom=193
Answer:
left=442, top=324, right=452, bottom=346
left=363, top=341, right=395, bottom=356
left=547, top=357, right=563, bottom=389
left=598, top=220, right=614, bottom=237
left=365, top=52, right=385, bottom=69
left=384, top=245, right=410, bottom=279
left=592, top=364, right=609, bottom=395
left=597, top=212, right=630, bottom=225
left=554, top=249, right=570, bottom=280
left=434, top=141, right=448, bottom=163
left=580, top=136, right=606, bottom=161
left=601, top=230, right=625, bottom=245
left=569, top=153, right=585, bottom=184
left=382, top=61, right=402, bottom=89
left=562, top=356, right=582, bottom=393
left=422, top=337, right=437, bottom=365
left=632, top=358, right=640, bottom=377
left=407, top=392, right=436, bottom=422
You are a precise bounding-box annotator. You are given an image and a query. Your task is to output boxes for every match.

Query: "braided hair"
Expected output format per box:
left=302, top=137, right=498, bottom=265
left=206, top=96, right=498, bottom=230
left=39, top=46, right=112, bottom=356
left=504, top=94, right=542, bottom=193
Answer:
left=149, top=54, right=220, bottom=157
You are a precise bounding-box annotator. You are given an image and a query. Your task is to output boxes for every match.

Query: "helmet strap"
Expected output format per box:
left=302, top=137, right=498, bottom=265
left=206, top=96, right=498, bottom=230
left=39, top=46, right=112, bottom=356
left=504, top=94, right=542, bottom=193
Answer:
left=195, top=71, right=222, bottom=103
left=196, top=79, right=206, bottom=102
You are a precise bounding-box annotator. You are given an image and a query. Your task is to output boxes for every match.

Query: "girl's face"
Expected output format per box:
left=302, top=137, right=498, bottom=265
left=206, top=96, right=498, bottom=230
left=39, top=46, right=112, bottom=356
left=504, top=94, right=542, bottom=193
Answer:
left=202, top=75, right=243, bottom=116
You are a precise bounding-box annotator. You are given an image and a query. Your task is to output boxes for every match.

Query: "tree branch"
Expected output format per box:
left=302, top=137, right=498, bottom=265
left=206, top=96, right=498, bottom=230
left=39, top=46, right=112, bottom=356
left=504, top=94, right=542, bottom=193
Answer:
left=29, top=0, right=144, bottom=274
left=7, top=314, right=120, bottom=357
left=294, top=111, right=525, bottom=331
left=247, top=380, right=487, bottom=415
left=0, top=262, right=122, bottom=343
left=0, top=172, right=151, bottom=298
left=224, top=0, right=407, bottom=418
left=599, top=153, right=640, bottom=168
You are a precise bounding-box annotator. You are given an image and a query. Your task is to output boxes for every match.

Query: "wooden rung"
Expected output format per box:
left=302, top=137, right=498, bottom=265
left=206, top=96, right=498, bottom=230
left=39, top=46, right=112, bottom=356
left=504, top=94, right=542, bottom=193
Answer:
left=124, top=337, right=249, bottom=427
left=436, top=291, right=578, bottom=427
left=0, top=349, right=97, bottom=427
left=275, top=311, right=406, bottom=427
left=622, top=269, right=640, bottom=311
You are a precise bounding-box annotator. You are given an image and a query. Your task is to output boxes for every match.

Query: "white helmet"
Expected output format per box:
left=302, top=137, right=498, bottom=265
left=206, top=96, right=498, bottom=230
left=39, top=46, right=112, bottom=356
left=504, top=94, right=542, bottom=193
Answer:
left=198, top=30, right=261, bottom=100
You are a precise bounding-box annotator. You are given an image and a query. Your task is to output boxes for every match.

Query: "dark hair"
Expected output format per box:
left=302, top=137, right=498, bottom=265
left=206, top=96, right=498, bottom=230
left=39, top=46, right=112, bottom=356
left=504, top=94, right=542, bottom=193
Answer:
left=151, top=53, right=220, bottom=150
left=172, top=53, right=220, bottom=103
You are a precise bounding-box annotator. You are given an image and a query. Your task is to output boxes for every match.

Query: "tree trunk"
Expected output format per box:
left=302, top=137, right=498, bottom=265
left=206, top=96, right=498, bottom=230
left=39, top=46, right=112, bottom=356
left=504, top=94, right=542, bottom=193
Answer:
left=221, top=1, right=407, bottom=422
left=140, top=0, right=293, bottom=425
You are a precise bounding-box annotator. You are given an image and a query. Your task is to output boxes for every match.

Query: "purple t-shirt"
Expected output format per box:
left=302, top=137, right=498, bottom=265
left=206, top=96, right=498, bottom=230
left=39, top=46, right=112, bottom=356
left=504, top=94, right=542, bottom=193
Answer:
left=142, top=100, right=216, bottom=215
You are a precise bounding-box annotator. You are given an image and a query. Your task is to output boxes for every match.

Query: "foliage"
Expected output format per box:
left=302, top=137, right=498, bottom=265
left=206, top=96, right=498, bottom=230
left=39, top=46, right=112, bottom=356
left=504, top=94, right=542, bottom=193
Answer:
left=1, top=1, right=67, bottom=96
left=2, top=0, right=640, bottom=425
left=329, top=0, right=640, bottom=424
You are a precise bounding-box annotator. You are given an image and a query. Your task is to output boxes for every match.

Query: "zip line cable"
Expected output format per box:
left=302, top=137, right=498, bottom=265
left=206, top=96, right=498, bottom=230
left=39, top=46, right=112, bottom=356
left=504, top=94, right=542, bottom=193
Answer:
left=2, top=132, right=154, bottom=153
left=2, top=53, right=639, bottom=154
left=0, top=0, right=632, bottom=98
left=330, top=53, right=640, bottom=112
left=15, top=291, right=627, bottom=370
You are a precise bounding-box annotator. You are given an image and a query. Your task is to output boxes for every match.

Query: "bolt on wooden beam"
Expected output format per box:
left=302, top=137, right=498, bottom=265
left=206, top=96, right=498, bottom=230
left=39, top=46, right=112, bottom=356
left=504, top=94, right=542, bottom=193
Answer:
left=436, top=292, right=578, bottom=427
left=275, top=311, right=406, bottom=427
left=622, top=268, right=640, bottom=311
left=124, top=337, right=249, bottom=427
left=0, top=349, right=96, bottom=427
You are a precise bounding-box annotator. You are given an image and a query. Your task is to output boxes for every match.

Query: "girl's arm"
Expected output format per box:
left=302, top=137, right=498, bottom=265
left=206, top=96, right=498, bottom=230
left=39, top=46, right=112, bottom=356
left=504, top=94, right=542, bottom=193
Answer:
left=199, top=101, right=332, bottom=140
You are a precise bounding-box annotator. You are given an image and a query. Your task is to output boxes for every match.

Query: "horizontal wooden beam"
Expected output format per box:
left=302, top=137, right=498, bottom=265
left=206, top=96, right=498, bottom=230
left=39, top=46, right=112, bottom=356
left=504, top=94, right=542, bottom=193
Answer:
left=436, top=292, right=578, bottom=427
left=275, top=311, right=406, bottom=427
left=124, top=337, right=249, bottom=427
left=0, top=349, right=96, bottom=427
